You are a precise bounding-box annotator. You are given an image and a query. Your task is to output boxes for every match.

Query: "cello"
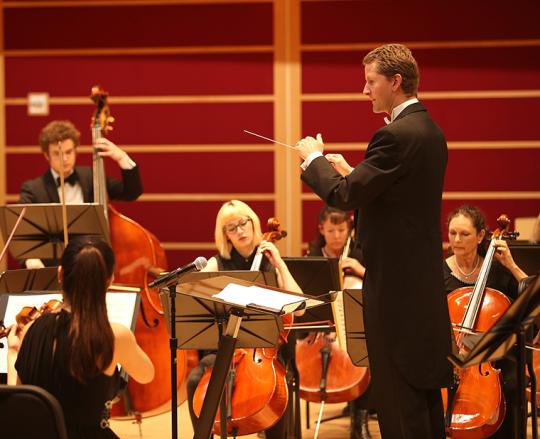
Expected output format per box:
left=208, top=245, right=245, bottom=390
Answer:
left=90, top=86, right=190, bottom=418
left=442, top=214, right=515, bottom=438
left=295, top=227, right=370, bottom=437
left=192, top=217, right=291, bottom=436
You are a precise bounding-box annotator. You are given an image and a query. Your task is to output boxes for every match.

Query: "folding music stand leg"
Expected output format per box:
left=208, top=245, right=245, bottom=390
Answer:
left=194, top=310, right=244, bottom=439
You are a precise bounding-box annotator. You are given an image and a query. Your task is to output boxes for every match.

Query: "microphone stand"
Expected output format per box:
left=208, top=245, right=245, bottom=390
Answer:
left=168, top=283, right=179, bottom=439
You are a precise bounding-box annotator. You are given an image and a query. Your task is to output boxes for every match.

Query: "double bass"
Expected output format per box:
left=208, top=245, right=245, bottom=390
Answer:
left=192, top=218, right=290, bottom=436
left=90, top=86, right=191, bottom=418
left=443, top=215, right=515, bottom=438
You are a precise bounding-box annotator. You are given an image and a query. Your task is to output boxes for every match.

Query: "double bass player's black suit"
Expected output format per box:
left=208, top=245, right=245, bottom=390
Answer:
left=302, top=102, right=453, bottom=438
left=18, top=165, right=143, bottom=204
left=17, top=165, right=143, bottom=267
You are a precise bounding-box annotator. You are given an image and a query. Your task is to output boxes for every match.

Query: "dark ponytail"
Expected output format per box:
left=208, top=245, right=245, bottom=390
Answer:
left=61, top=237, right=115, bottom=383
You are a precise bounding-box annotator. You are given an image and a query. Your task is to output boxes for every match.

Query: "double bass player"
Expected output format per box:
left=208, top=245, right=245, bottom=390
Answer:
left=17, top=119, right=143, bottom=268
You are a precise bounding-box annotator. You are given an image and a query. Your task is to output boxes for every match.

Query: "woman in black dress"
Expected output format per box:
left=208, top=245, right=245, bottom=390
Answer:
left=7, top=237, right=154, bottom=438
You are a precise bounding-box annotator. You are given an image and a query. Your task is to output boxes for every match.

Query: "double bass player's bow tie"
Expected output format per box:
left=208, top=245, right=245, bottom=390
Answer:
left=56, top=172, right=78, bottom=187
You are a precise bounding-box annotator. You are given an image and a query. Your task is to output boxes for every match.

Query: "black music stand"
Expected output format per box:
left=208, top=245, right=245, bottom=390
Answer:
left=448, top=275, right=540, bottom=439
left=0, top=267, right=60, bottom=294
left=283, top=257, right=341, bottom=327
left=160, top=274, right=326, bottom=439
left=0, top=203, right=109, bottom=263
left=343, top=289, right=369, bottom=367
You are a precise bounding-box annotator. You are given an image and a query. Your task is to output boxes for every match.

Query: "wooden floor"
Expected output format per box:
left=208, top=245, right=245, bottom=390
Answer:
left=110, top=401, right=381, bottom=438
left=109, top=401, right=539, bottom=438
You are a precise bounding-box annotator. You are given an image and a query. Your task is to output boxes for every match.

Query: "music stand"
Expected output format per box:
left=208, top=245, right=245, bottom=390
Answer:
left=0, top=203, right=109, bottom=263
left=283, top=257, right=341, bottom=327
left=160, top=274, right=327, bottom=439
left=343, top=289, right=369, bottom=367
left=448, top=275, right=540, bottom=439
left=0, top=268, right=60, bottom=294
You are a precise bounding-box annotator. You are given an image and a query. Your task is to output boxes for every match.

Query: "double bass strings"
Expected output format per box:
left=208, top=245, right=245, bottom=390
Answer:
left=243, top=130, right=297, bottom=150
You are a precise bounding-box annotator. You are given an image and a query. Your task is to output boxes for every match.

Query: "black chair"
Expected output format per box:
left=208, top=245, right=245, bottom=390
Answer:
left=0, top=384, right=68, bottom=439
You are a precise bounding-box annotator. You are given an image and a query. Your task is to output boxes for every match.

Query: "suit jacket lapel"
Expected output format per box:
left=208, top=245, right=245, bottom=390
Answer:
left=76, top=166, right=94, bottom=202
left=393, top=101, right=426, bottom=122
left=44, top=171, right=60, bottom=203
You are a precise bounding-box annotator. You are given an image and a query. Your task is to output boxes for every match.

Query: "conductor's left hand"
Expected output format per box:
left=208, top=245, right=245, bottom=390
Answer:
left=295, top=133, right=324, bottom=160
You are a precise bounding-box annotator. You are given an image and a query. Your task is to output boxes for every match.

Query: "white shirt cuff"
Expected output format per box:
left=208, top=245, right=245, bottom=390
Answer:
left=118, top=155, right=136, bottom=170
left=301, top=151, right=324, bottom=171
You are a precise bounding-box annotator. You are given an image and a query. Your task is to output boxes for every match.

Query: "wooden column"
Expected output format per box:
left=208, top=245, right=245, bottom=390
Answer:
left=273, top=0, right=302, bottom=256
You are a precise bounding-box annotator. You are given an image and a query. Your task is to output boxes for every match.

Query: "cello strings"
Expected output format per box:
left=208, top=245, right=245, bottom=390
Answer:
left=243, top=130, right=297, bottom=150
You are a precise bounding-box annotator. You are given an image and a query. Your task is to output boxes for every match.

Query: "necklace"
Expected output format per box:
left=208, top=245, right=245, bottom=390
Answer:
left=454, top=254, right=480, bottom=279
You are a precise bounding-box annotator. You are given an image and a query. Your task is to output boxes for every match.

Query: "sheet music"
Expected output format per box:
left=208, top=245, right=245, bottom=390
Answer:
left=213, top=283, right=304, bottom=312
left=0, top=291, right=139, bottom=374
left=331, top=290, right=347, bottom=351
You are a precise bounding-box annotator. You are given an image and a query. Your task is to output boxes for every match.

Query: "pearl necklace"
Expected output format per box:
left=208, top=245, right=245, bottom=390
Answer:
left=454, top=254, right=480, bottom=279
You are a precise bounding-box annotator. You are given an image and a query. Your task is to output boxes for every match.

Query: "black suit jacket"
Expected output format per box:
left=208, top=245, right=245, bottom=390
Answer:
left=302, top=102, right=453, bottom=389
left=18, top=165, right=143, bottom=204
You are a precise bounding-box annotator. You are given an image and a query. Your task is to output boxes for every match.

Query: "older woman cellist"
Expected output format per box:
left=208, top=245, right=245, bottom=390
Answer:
left=186, top=200, right=302, bottom=438
left=444, top=205, right=528, bottom=438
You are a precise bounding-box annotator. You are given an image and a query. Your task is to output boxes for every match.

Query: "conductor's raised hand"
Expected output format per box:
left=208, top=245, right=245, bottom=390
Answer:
left=295, top=133, right=324, bottom=160
left=325, top=153, right=353, bottom=176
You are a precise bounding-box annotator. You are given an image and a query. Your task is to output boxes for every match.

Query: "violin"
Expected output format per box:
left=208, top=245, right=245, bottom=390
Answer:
left=193, top=217, right=291, bottom=436
left=0, top=299, right=63, bottom=339
left=442, top=214, right=516, bottom=438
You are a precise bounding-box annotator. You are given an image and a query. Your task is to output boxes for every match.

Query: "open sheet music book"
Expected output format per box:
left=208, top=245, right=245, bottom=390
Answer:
left=0, top=287, right=140, bottom=374
left=213, top=282, right=306, bottom=314
left=331, top=290, right=347, bottom=351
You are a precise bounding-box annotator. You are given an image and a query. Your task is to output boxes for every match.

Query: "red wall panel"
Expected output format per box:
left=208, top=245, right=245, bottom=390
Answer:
left=445, top=149, right=540, bottom=192
left=303, top=47, right=540, bottom=93
left=6, top=103, right=274, bottom=145
left=303, top=99, right=540, bottom=142
left=114, top=200, right=276, bottom=243
left=5, top=4, right=273, bottom=49
left=5, top=54, right=273, bottom=97
left=302, top=1, right=540, bottom=44
left=6, top=151, right=275, bottom=195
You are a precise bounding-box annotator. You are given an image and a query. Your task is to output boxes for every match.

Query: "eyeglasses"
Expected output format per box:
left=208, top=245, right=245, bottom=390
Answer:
left=224, top=217, right=252, bottom=234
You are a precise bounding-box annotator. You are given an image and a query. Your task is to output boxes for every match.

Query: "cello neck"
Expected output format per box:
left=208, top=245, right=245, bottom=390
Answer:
left=459, top=240, right=496, bottom=335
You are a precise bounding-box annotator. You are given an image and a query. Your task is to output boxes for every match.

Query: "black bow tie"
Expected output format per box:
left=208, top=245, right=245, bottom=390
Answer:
left=56, top=172, right=78, bottom=187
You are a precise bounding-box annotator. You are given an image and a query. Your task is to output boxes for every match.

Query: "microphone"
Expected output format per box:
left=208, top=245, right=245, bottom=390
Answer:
left=148, top=256, right=207, bottom=288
